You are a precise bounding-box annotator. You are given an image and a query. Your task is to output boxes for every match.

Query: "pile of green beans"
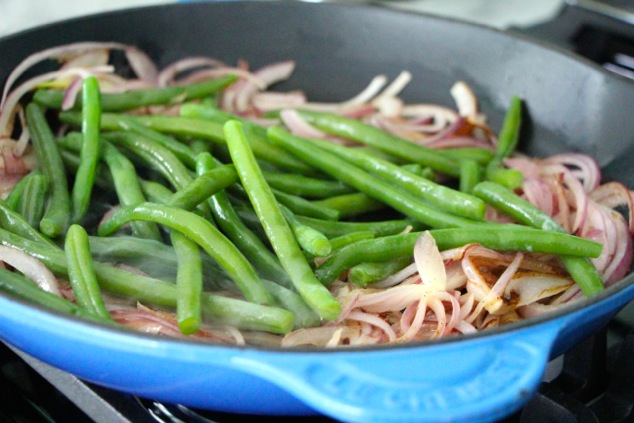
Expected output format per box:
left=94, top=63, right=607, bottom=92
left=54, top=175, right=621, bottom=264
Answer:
left=0, top=72, right=607, bottom=343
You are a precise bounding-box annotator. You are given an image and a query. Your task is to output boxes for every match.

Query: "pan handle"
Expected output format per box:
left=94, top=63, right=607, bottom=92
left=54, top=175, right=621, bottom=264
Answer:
left=233, top=320, right=562, bottom=423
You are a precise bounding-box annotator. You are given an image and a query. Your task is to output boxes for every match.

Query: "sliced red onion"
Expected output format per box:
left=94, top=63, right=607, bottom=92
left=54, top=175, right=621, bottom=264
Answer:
left=157, top=56, right=227, bottom=86
left=601, top=209, right=632, bottom=285
left=346, top=310, right=397, bottom=342
left=1, top=41, right=156, bottom=109
left=541, top=164, right=588, bottom=233
left=60, top=49, right=110, bottom=71
left=414, top=232, right=446, bottom=293
left=0, top=245, right=60, bottom=296
left=590, top=181, right=634, bottom=235
left=280, top=109, right=327, bottom=138
left=490, top=252, right=524, bottom=298
left=371, top=262, right=417, bottom=288
left=505, top=273, right=573, bottom=307
left=542, top=153, right=602, bottom=192
left=253, top=91, right=307, bottom=113
left=281, top=325, right=339, bottom=347
left=234, top=61, right=296, bottom=112
left=450, top=81, right=479, bottom=118
left=61, top=77, right=84, bottom=110
left=0, top=66, right=114, bottom=136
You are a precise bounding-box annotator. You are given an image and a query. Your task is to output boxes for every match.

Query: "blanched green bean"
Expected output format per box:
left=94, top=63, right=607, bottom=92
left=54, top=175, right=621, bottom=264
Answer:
left=26, top=103, right=70, bottom=237
left=280, top=205, right=332, bottom=257
left=297, top=110, right=462, bottom=176
left=308, top=137, right=486, bottom=220
left=59, top=111, right=313, bottom=174
left=16, top=172, right=48, bottom=229
left=64, top=224, right=111, bottom=320
left=195, top=153, right=292, bottom=288
left=224, top=120, right=340, bottom=321
left=98, top=202, right=274, bottom=305
left=171, top=230, right=203, bottom=335
left=312, top=192, right=386, bottom=219
left=268, top=127, right=483, bottom=229
left=473, top=181, right=605, bottom=296
left=0, top=267, right=114, bottom=325
left=34, top=75, right=238, bottom=111
left=0, top=227, right=293, bottom=333
left=70, top=77, right=102, bottom=224
left=315, top=227, right=603, bottom=285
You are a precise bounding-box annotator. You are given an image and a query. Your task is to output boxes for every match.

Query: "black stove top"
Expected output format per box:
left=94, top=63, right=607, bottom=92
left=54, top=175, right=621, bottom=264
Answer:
left=2, top=1, right=634, bottom=422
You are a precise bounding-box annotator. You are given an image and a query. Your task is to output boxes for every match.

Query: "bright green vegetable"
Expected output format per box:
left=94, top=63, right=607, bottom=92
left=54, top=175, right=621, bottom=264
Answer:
left=16, top=172, right=48, bottom=229
left=171, top=230, right=203, bottom=335
left=224, top=120, right=341, bottom=321
left=26, top=103, right=70, bottom=237
left=473, top=181, right=605, bottom=296
left=70, top=76, right=102, bottom=223
left=64, top=224, right=111, bottom=320
left=315, top=227, right=603, bottom=285
left=34, top=75, right=238, bottom=111
left=98, top=202, right=274, bottom=306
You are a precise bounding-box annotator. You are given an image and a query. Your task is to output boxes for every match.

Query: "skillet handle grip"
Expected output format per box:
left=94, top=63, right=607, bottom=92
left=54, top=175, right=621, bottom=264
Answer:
left=234, top=321, right=561, bottom=423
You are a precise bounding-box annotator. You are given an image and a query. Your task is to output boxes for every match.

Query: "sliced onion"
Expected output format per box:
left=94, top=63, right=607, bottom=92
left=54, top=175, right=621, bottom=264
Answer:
left=0, top=245, right=60, bottom=296
left=413, top=231, right=446, bottom=293
left=505, top=273, right=573, bottom=307
left=450, top=81, right=478, bottom=118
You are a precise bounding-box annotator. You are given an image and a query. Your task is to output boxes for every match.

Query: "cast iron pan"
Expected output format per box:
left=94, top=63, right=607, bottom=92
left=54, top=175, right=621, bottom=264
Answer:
left=0, top=2, right=634, bottom=422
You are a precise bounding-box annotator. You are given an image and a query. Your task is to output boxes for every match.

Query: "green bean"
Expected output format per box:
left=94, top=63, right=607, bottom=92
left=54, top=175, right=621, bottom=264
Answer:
left=59, top=111, right=313, bottom=175
left=0, top=227, right=292, bottom=333
left=232, top=201, right=419, bottom=239
left=297, top=110, right=462, bottom=176
left=103, top=132, right=193, bottom=191
left=485, top=161, right=524, bottom=190
left=33, top=75, right=237, bottom=111
left=472, top=181, right=605, bottom=296
left=495, top=96, right=523, bottom=161
left=16, top=172, right=48, bottom=229
left=140, top=179, right=174, bottom=204
left=459, top=159, right=482, bottom=194
left=168, top=165, right=238, bottom=211
left=5, top=170, right=37, bottom=210
left=224, top=120, right=340, bottom=321
left=26, top=103, right=70, bottom=237
left=261, top=279, right=320, bottom=329
left=308, top=137, right=486, bottom=219
left=296, top=214, right=422, bottom=238
left=101, top=142, right=162, bottom=241
left=98, top=202, right=274, bottom=305
left=0, top=199, right=57, bottom=247
left=0, top=267, right=113, bottom=325
left=59, top=149, right=113, bottom=189
left=272, top=189, right=340, bottom=221
left=349, top=255, right=412, bottom=287
left=170, top=230, right=203, bottom=335
left=87, top=235, right=232, bottom=289
left=312, top=192, right=387, bottom=219
left=268, top=127, right=483, bottom=229
left=196, top=153, right=292, bottom=288
left=315, top=227, right=603, bottom=285
left=328, top=230, right=375, bottom=251
left=64, top=224, right=111, bottom=320
left=482, top=97, right=525, bottom=190
left=262, top=171, right=353, bottom=198
left=70, top=77, right=102, bottom=224
left=117, top=115, right=197, bottom=169
left=280, top=205, right=332, bottom=257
